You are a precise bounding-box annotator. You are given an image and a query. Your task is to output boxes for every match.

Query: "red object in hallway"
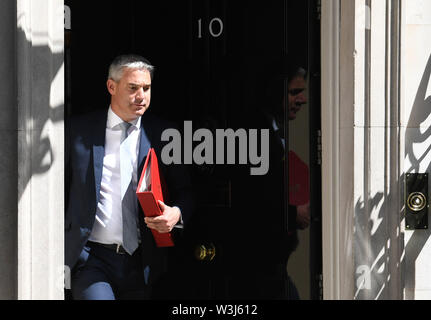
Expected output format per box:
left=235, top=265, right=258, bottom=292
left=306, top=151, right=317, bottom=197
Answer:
left=288, top=150, right=310, bottom=206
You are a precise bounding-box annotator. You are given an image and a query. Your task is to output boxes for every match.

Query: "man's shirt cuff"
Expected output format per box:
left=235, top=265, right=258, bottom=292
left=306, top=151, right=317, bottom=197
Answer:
left=173, top=206, right=184, bottom=229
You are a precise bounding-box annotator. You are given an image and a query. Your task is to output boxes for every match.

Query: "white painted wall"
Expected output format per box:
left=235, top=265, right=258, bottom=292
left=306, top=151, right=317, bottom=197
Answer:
left=0, top=0, right=65, bottom=300
left=322, top=0, right=403, bottom=299
left=16, top=0, right=64, bottom=299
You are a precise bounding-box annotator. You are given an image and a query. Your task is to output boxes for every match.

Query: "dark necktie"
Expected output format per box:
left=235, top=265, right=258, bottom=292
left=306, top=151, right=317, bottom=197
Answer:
left=119, top=121, right=139, bottom=255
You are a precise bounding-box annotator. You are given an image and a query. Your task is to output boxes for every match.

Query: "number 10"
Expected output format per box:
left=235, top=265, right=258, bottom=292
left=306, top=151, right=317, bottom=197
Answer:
left=198, top=18, right=224, bottom=38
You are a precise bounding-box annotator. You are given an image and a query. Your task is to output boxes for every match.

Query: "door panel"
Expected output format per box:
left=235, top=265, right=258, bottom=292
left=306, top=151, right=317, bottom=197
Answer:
left=65, top=0, right=319, bottom=300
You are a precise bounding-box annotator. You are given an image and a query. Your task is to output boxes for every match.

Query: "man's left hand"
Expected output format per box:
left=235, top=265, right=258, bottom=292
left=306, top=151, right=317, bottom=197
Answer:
left=144, top=200, right=181, bottom=233
left=296, top=202, right=310, bottom=230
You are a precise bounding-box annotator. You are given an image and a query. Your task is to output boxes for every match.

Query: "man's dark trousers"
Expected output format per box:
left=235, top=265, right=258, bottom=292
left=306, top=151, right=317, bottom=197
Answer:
left=71, top=242, right=150, bottom=300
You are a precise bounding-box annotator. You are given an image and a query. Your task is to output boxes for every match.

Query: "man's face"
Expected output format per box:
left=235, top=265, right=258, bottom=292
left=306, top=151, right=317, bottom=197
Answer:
left=107, top=68, right=152, bottom=122
left=287, top=76, right=307, bottom=120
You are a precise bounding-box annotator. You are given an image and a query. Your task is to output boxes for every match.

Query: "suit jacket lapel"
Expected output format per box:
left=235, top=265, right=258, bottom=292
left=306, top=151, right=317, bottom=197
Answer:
left=138, top=114, right=152, bottom=172
left=92, top=110, right=108, bottom=204
left=137, top=114, right=153, bottom=235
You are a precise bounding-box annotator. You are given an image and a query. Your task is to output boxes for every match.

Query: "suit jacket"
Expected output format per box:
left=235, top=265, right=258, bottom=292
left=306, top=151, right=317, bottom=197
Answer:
left=65, top=108, right=194, bottom=285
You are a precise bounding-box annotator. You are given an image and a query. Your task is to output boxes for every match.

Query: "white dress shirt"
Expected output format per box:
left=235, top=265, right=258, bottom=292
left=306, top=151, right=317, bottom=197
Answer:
left=89, top=107, right=141, bottom=245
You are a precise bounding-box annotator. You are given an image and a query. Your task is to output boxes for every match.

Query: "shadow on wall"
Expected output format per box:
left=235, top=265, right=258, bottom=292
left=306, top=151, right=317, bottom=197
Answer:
left=353, top=53, right=431, bottom=300
left=16, top=26, right=64, bottom=202
left=404, top=53, right=431, bottom=300
left=1, top=20, right=63, bottom=299
left=354, top=192, right=386, bottom=300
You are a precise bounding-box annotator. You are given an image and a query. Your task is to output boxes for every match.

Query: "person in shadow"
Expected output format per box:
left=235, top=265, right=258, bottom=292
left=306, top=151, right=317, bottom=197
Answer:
left=228, top=55, right=310, bottom=300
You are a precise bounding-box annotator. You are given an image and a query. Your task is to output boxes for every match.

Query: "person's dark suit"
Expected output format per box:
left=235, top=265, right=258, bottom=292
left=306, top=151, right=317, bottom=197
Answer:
left=65, top=108, right=193, bottom=295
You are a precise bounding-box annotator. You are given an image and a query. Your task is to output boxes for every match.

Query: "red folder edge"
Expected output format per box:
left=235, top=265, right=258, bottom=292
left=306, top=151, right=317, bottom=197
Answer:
left=136, top=148, right=174, bottom=247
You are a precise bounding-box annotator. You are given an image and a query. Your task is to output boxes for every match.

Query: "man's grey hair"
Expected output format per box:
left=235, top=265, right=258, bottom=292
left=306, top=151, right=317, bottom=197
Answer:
left=293, top=67, right=307, bottom=80
left=108, top=54, right=155, bottom=82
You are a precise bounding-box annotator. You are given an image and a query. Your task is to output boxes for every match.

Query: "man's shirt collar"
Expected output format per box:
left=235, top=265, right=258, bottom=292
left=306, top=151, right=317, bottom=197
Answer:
left=107, top=106, right=141, bottom=130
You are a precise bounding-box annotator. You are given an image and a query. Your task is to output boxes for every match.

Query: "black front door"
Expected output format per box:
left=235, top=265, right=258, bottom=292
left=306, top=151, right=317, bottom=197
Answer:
left=65, top=0, right=320, bottom=300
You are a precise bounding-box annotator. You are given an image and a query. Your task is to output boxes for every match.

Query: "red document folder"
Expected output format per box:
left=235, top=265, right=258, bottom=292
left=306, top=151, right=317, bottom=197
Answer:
left=288, top=150, right=310, bottom=206
left=136, top=148, right=174, bottom=247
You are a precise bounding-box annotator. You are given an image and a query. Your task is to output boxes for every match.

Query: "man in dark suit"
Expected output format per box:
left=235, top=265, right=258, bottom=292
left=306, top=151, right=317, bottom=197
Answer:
left=65, top=54, right=193, bottom=300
